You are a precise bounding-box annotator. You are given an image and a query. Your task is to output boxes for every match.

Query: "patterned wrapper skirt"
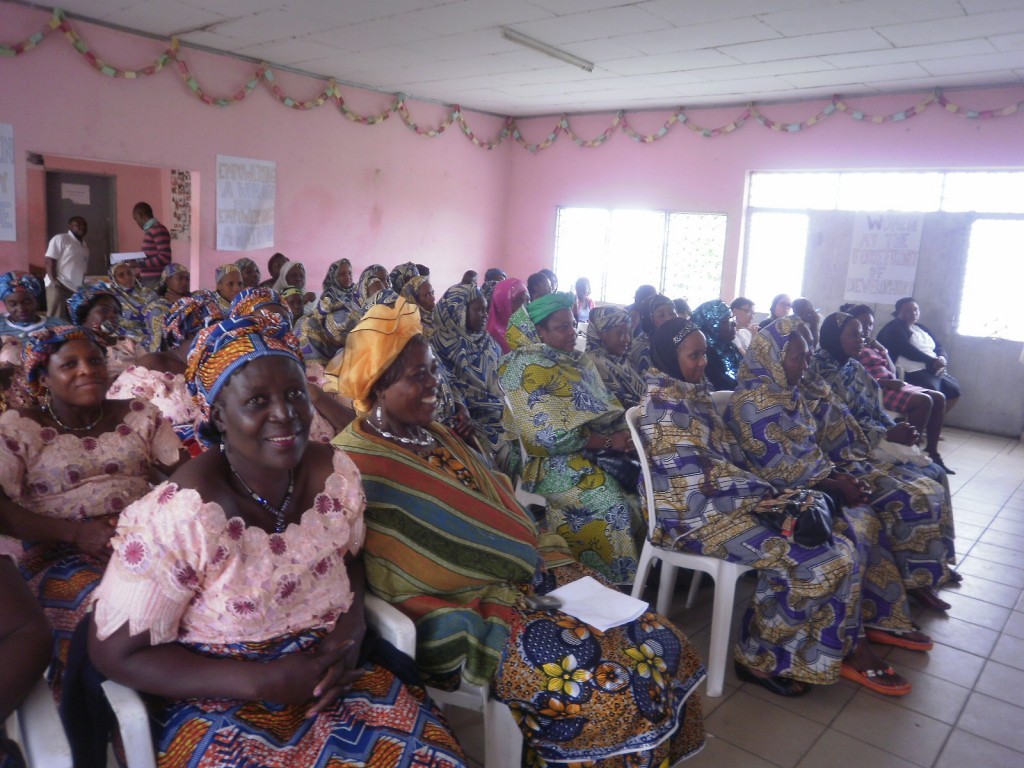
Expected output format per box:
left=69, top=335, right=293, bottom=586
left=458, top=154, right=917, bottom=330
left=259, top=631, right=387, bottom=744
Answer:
left=152, top=631, right=467, bottom=768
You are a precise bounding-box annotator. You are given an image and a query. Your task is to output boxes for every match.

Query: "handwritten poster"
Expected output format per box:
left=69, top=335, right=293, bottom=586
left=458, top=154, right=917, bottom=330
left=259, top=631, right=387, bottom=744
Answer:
left=0, top=124, right=15, bottom=242
left=844, top=213, right=923, bottom=303
left=170, top=169, right=191, bottom=241
left=216, top=155, right=275, bottom=250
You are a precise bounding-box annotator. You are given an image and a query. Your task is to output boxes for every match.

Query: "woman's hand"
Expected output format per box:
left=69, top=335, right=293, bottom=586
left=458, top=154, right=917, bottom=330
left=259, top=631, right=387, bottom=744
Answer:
left=886, top=422, right=919, bottom=446
left=72, top=518, right=116, bottom=563
left=451, top=403, right=475, bottom=441
left=932, top=356, right=947, bottom=374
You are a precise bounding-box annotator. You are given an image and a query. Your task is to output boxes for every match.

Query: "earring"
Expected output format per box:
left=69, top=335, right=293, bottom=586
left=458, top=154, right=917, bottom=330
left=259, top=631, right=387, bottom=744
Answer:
left=374, top=403, right=384, bottom=424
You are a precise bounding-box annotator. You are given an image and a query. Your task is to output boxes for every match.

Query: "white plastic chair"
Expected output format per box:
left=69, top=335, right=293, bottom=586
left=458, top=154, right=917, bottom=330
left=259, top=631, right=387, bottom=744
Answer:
left=625, top=405, right=752, bottom=698
left=4, top=678, right=73, bottom=768
left=97, top=593, right=424, bottom=768
left=502, top=394, right=548, bottom=512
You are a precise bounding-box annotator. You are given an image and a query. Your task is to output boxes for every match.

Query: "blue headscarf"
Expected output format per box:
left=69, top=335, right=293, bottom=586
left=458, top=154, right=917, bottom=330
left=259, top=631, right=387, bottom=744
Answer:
left=67, top=283, right=122, bottom=326
left=22, top=324, right=105, bottom=397
left=162, top=291, right=224, bottom=350
left=0, top=272, right=44, bottom=302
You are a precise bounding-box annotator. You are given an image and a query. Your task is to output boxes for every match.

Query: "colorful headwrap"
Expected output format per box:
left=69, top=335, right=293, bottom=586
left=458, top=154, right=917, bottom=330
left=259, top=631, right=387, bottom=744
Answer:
left=22, top=324, right=105, bottom=397
left=215, top=263, right=241, bottom=285
left=486, top=278, right=527, bottom=354
left=818, top=312, right=857, bottom=363
left=186, top=313, right=304, bottom=423
left=337, top=297, right=423, bottom=413
left=67, top=283, right=122, bottom=326
left=389, top=261, right=420, bottom=293
left=230, top=287, right=286, bottom=321
left=525, top=291, right=575, bottom=326
left=692, top=299, right=742, bottom=389
left=280, top=285, right=303, bottom=300
left=585, top=306, right=631, bottom=351
left=362, top=288, right=401, bottom=313
left=651, top=317, right=702, bottom=381
left=0, top=272, right=44, bottom=302
left=158, top=263, right=189, bottom=291
left=235, top=257, right=260, bottom=283
left=638, top=294, right=676, bottom=336
left=357, top=265, right=388, bottom=304
left=401, top=275, right=429, bottom=305
left=162, top=291, right=224, bottom=350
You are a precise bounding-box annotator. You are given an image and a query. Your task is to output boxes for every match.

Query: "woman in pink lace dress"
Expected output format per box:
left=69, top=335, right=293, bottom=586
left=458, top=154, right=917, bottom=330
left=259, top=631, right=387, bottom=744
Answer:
left=89, top=313, right=465, bottom=768
left=0, top=325, right=185, bottom=697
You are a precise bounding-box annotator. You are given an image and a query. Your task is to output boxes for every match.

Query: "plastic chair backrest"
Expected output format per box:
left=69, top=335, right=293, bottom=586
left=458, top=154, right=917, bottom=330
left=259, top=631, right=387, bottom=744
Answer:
left=624, top=406, right=658, bottom=537
left=710, top=389, right=732, bottom=415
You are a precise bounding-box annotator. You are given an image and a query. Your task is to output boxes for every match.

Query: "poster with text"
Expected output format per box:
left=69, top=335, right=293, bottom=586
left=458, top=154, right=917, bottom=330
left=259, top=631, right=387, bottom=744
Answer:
left=844, top=213, right=923, bottom=303
left=216, top=155, right=275, bottom=250
left=0, top=124, right=15, bottom=242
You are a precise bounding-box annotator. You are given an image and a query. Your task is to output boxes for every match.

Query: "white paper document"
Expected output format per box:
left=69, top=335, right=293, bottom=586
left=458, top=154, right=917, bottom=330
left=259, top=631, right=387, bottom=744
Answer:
left=110, top=251, right=147, bottom=265
left=546, top=576, right=649, bottom=632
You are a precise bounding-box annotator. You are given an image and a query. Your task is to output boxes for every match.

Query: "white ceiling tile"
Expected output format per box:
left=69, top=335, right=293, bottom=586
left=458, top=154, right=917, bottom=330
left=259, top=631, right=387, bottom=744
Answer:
left=403, top=30, right=523, bottom=61
left=721, top=29, right=894, bottom=63
left=822, top=39, right=996, bottom=68
left=286, top=0, right=453, bottom=26
left=399, top=0, right=554, bottom=35
left=603, top=50, right=742, bottom=76
left=991, top=32, right=1024, bottom=52
left=613, top=17, right=781, bottom=55
left=180, top=0, right=283, bottom=16
left=235, top=38, right=341, bottom=66
left=700, top=57, right=836, bottom=82
left=920, top=50, right=1024, bottom=76
left=507, top=6, right=667, bottom=44
left=527, top=0, right=648, bottom=15
left=178, top=29, right=249, bottom=51
left=305, top=17, right=439, bottom=51
left=758, top=0, right=965, bottom=38
left=59, top=0, right=140, bottom=21
left=782, top=62, right=930, bottom=88
left=639, top=0, right=842, bottom=27
left=209, top=9, right=329, bottom=45
left=877, top=9, right=1024, bottom=47
left=958, top=0, right=1024, bottom=12
left=100, top=0, right=228, bottom=36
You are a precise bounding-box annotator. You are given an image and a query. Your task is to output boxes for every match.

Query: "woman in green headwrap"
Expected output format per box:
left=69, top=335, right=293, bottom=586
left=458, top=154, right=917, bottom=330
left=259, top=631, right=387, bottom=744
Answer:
left=499, top=292, right=644, bottom=584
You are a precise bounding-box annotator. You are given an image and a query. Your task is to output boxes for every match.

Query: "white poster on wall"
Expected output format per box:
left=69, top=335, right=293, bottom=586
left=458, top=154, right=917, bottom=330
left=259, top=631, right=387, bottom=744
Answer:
left=216, top=155, right=275, bottom=251
left=0, top=124, right=15, bottom=242
left=844, top=213, right=923, bottom=303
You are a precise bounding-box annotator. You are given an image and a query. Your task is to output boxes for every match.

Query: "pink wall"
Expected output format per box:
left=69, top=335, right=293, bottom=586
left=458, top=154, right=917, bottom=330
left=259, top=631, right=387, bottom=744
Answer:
left=0, top=4, right=511, bottom=293
left=503, top=89, right=1024, bottom=300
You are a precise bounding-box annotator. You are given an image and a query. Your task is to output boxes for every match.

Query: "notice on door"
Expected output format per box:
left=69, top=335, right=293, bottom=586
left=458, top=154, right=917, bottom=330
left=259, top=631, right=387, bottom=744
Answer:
left=844, top=213, right=923, bottom=303
left=0, top=123, right=14, bottom=242
left=216, top=155, right=275, bottom=251
left=61, top=183, right=91, bottom=206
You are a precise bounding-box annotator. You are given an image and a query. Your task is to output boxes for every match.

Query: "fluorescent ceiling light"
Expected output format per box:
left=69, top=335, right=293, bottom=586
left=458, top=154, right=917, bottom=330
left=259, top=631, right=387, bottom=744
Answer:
left=501, top=27, right=594, bottom=72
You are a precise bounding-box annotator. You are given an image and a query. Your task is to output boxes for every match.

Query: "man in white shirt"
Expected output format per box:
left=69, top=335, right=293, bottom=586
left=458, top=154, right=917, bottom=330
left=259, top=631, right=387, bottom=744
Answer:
left=44, top=216, right=88, bottom=319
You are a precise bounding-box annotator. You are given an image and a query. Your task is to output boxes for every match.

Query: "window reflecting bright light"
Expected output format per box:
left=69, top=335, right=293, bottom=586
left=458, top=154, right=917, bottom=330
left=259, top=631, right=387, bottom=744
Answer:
left=958, top=219, right=1024, bottom=341
left=748, top=173, right=839, bottom=210
left=743, top=212, right=809, bottom=312
left=838, top=172, right=943, bottom=212
left=943, top=173, right=1024, bottom=214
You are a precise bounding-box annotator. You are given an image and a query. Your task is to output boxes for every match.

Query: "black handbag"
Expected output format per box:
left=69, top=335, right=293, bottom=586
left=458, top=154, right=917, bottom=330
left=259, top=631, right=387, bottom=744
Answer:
left=585, top=449, right=641, bottom=492
left=753, top=489, right=834, bottom=548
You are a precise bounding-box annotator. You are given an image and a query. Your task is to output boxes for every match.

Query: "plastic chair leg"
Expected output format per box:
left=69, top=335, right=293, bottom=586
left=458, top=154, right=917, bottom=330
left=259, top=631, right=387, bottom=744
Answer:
left=685, top=571, right=703, bottom=610
left=705, top=570, right=738, bottom=698
left=630, top=544, right=656, bottom=601
left=483, top=697, right=523, bottom=768
left=656, top=560, right=678, bottom=617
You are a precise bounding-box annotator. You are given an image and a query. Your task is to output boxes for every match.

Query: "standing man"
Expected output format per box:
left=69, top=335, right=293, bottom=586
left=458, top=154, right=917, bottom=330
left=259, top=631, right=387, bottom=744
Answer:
left=44, top=216, right=88, bottom=319
left=132, top=201, right=171, bottom=286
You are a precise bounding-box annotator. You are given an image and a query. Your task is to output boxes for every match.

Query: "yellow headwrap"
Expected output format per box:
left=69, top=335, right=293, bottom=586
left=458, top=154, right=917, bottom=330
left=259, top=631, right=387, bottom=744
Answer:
left=337, top=296, right=423, bottom=413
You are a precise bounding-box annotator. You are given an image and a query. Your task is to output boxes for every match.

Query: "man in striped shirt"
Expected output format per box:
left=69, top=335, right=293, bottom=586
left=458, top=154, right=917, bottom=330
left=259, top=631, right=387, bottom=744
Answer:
left=132, top=201, right=171, bottom=285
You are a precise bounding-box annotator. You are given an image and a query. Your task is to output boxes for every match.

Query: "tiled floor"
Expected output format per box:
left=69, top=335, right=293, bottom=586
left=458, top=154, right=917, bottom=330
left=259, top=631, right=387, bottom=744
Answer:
left=445, top=427, right=1024, bottom=767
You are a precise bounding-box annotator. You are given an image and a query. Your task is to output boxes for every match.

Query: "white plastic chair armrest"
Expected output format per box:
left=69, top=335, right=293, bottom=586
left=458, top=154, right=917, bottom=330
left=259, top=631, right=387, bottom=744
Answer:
left=7, top=678, right=73, bottom=768
left=364, top=593, right=417, bottom=657
left=100, top=680, right=156, bottom=768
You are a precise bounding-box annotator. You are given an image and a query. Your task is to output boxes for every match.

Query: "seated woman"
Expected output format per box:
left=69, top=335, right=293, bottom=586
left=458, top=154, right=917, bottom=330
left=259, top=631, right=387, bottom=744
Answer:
left=691, top=299, right=741, bottom=390
left=844, top=303, right=950, bottom=466
left=107, top=261, right=153, bottom=345
left=432, top=284, right=512, bottom=471
left=479, top=267, right=506, bottom=307
left=1, top=273, right=63, bottom=410
left=89, top=313, right=466, bottom=768
left=234, top=257, right=261, bottom=289
left=499, top=292, right=643, bottom=585
left=876, top=297, right=961, bottom=412
left=487, top=277, right=528, bottom=354
left=586, top=306, right=645, bottom=411
left=0, top=325, right=185, bottom=697
left=757, top=293, right=792, bottom=330
left=402, top=275, right=436, bottom=339
left=68, top=283, right=139, bottom=381
left=814, top=311, right=954, bottom=475
left=333, top=300, right=706, bottom=767
left=574, top=277, right=595, bottom=323
left=730, top=297, right=755, bottom=354
left=144, top=264, right=191, bottom=353
left=729, top=317, right=954, bottom=624
left=213, top=263, right=243, bottom=312
left=628, top=294, right=676, bottom=375
left=320, top=258, right=357, bottom=307
left=389, top=261, right=421, bottom=294
left=506, top=271, right=552, bottom=351
left=273, top=259, right=315, bottom=306
left=639, top=318, right=910, bottom=697
left=108, top=292, right=224, bottom=456
left=0, top=549, right=52, bottom=767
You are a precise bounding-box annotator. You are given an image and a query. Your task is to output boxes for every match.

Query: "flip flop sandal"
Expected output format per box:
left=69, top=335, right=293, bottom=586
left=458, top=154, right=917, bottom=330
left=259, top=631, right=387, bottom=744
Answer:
left=840, top=664, right=912, bottom=697
left=865, top=628, right=934, bottom=652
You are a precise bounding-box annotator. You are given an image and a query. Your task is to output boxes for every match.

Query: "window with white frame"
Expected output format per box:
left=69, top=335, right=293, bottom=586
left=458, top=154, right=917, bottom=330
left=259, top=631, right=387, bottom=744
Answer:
left=745, top=170, right=1024, bottom=341
left=553, top=207, right=727, bottom=306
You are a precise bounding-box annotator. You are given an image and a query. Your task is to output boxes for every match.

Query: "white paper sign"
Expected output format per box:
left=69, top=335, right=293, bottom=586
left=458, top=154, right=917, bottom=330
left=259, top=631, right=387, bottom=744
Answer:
left=216, top=155, right=275, bottom=251
left=110, top=251, right=147, bottom=265
left=0, top=124, right=15, bottom=242
left=844, top=213, right=923, bottom=303
left=61, top=183, right=91, bottom=205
